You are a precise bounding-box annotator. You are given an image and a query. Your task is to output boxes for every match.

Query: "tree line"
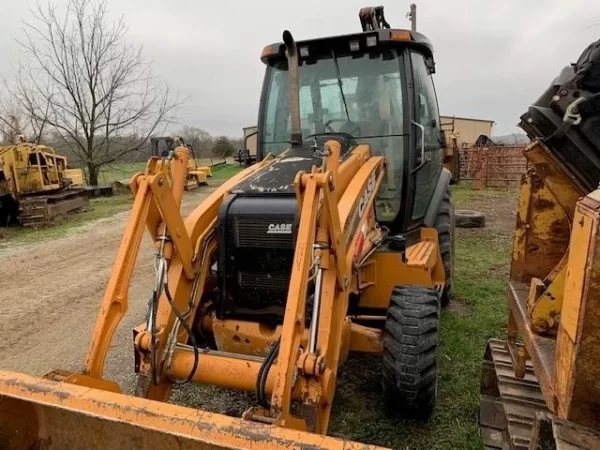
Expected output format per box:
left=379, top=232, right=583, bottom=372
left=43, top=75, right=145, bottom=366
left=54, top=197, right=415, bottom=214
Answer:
left=0, top=0, right=242, bottom=185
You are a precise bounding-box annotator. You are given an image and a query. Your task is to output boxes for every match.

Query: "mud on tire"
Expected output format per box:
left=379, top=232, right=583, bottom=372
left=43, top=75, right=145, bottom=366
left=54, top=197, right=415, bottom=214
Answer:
left=382, top=285, right=440, bottom=419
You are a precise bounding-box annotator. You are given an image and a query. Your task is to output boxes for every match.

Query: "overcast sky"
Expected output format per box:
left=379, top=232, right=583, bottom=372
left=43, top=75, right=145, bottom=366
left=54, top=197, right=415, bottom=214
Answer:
left=1, top=0, right=599, bottom=137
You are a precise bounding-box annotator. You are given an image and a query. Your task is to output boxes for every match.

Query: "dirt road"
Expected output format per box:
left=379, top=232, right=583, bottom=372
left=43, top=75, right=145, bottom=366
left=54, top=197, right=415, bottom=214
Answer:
left=0, top=188, right=215, bottom=393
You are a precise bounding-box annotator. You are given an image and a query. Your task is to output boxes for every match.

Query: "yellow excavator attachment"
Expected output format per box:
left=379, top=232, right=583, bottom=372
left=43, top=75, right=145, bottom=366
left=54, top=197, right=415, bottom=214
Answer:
left=0, top=370, right=385, bottom=450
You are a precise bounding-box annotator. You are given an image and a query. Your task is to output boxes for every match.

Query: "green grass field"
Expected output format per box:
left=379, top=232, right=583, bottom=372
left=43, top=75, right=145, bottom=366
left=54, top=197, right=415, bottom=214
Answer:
left=99, top=162, right=147, bottom=184
left=210, top=163, right=245, bottom=180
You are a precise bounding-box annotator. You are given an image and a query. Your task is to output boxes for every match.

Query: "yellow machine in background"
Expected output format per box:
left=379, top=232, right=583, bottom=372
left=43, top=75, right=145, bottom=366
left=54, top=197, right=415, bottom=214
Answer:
left=480, top=38, right=600, bottom=449
left=150, top=136, right=212, bottom=190
left=0, top=139, right=88, bottom=226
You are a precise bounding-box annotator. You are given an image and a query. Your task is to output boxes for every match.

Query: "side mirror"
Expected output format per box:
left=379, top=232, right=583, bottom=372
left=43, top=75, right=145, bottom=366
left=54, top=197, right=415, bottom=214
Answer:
left=425, top=56, right=436, bottom=74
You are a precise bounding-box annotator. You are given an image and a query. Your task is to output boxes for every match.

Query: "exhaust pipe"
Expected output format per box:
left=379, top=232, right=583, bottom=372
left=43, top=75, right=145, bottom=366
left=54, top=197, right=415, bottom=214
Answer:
left=282, top=30, right=302, bottom=147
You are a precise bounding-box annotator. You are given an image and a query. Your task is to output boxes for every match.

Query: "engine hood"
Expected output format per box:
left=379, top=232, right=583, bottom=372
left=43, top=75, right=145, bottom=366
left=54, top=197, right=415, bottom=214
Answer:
left=232, top=135, right=355, bottom=196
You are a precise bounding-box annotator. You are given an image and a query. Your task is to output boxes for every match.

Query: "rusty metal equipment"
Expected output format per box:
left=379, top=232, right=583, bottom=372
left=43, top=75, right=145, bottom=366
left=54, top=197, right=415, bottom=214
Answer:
left=480, top=38, right=600, bottom=449
left=150, top=136, right=212, bottom=190
left=0, top=7, right=455, bottom=449
left=0, top=139, right=88, bottom=227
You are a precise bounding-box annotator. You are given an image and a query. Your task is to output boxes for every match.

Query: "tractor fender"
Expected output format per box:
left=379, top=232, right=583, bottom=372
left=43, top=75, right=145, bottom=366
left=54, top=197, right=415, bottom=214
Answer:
left=423, top=168, right=452, bottom=228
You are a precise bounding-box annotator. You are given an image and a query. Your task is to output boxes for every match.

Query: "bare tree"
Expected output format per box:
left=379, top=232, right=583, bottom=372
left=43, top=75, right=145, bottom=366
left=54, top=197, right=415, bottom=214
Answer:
left=0, top=94, right=50, bottom=144
left=178, top=126, right=213, bottom=158
left=10, top=0, right=183, bottom=184
left=0, top=111, right=21, bottom=144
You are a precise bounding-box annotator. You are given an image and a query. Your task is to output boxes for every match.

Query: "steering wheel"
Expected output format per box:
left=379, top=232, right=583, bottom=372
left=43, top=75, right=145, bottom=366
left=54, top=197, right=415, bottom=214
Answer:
left=324, top=119, right=361, bottom=137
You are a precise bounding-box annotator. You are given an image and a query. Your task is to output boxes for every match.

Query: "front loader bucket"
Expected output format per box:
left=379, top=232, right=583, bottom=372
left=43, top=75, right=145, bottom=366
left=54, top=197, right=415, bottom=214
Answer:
left=0, top=370, right=386, bottom=450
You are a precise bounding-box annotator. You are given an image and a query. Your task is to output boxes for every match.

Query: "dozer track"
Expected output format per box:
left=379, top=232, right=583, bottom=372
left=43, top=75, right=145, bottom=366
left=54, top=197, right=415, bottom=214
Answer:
left=18, top=188, right=89, bottom=227
left=480, top=339, right=600, bottom=450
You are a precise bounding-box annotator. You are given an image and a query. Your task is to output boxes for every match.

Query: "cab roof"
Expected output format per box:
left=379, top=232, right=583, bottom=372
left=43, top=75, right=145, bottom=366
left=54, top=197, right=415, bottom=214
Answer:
left=260, top=28, right=434, bottom=66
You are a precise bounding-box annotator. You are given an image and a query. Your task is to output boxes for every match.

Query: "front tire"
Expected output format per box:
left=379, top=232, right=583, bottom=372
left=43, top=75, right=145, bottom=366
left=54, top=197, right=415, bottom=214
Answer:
left=382, top=286, right=440, bottom=419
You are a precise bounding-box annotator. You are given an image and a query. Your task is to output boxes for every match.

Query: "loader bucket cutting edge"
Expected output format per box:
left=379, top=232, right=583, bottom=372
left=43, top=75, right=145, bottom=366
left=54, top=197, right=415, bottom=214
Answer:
left=0, top=370, right=386, bottom=450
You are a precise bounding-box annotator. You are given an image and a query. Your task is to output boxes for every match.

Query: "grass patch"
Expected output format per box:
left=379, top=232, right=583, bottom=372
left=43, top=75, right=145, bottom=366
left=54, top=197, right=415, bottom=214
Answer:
left=451, top=184, right=513, bottom=207
left=99, top=162, right=147, bottom=184
left=0, top=195, right=133, bottom=244
left=210, top=163, right=244, bottom=180
left=328, top=187, right=512, bottom=449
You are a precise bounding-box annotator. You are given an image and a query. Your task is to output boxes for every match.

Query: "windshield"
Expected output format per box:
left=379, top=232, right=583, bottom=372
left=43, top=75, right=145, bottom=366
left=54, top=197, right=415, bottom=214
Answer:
left=261, top=48, right=406, bottom=222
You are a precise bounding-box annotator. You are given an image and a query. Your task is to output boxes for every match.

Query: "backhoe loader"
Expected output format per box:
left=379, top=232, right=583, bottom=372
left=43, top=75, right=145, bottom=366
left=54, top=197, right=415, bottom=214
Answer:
left=0, top=6, right=454, bottom=449
left=479, top=39, right=600, bottom=449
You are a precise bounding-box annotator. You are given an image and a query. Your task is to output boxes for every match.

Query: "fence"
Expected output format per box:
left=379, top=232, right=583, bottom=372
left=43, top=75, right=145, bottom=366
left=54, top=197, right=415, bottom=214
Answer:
left=459, top=145, right=528, bottom=188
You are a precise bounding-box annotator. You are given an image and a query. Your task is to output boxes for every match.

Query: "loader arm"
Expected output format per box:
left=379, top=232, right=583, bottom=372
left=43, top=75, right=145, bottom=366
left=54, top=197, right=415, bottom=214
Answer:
left=81, top=147, right=273, bottom=386
left=54, top=136, right=385, bottom=432
left=257, top=141, right=385, bottom=432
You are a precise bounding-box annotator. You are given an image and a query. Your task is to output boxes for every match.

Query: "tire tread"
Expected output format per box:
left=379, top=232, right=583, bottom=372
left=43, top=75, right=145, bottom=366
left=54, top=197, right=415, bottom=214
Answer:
left=382, top=285, right=440, bottom=418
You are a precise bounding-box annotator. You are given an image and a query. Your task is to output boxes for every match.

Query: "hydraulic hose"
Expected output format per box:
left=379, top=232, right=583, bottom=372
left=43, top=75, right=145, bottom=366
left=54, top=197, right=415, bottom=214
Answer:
left=164, top=280, right=199, bottom=384
left=256, top=337, right=281, bottom=409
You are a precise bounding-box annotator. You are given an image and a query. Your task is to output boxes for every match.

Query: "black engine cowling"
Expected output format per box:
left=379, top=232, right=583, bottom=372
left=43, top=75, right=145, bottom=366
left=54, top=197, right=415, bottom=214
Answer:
left=217, top=194, right=298, bottom=321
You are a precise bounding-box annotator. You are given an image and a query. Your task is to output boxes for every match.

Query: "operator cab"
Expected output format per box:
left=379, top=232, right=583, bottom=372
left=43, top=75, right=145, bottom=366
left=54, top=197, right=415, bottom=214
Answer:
left=257, top=25, right=445, bottom=233
left=216, top=12, right=447, bottom=323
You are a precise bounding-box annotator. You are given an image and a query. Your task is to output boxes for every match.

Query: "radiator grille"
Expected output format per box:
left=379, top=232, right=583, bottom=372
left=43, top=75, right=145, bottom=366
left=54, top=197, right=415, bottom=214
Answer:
left=239, top=271, right=290, bottom=307
left=228, top=215, right=295, bottom=249
left=219, top=196, right=299, bottom=320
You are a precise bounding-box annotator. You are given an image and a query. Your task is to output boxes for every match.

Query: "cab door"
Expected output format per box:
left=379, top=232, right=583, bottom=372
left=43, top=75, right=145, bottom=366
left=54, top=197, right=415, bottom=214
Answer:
left=406, top=50, right=444, bottom=227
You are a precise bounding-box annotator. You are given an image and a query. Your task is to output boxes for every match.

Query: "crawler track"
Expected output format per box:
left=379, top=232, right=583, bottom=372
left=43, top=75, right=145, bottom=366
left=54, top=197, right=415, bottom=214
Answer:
left=19, top=188, right=89, bottom=227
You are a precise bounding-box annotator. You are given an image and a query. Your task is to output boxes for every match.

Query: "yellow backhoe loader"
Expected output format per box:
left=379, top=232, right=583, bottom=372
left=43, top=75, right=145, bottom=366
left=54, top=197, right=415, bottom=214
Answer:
left=0, top=6, right=456, bottom=449
left=0, top=138, right=88, bottom=227
left=150, top=136, right=212, bottom=190
left=479, top=38, right=600, bottom=449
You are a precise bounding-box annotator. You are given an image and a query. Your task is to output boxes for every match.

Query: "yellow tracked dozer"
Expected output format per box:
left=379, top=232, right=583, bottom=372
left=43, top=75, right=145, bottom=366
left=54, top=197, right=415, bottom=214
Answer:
left=479, top=38, right=600, bottom=449
left=0, top=139, right=88, bottom=227
left=1, top=7, right=457, bottom=449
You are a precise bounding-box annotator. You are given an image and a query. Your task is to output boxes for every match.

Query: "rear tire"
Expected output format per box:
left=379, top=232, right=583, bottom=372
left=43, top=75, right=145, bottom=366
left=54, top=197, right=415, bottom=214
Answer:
left=382, top=286, right=440, bottom=419
left=434, top=188, right=454, bottom=307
